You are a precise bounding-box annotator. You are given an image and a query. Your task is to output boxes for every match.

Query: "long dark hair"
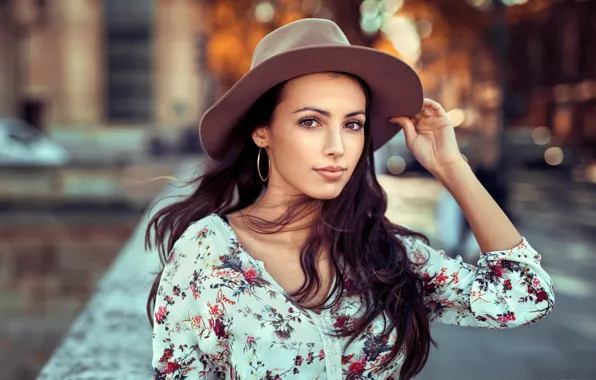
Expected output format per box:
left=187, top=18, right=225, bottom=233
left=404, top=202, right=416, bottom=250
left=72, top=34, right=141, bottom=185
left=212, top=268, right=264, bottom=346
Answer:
left=146, top=73, right=435, bottom=380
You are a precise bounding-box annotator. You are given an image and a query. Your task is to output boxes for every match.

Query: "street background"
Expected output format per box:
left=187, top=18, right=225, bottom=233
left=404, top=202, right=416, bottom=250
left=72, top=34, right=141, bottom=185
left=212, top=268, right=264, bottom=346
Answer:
left=0, top=0, right=594, bottom=379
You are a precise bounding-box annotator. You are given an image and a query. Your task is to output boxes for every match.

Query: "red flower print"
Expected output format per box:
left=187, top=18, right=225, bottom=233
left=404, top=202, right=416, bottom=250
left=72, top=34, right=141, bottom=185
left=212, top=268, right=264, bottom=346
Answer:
left=318, top=350, right=325, bottom=360
left=213, top=318, right=227, bottom=339
left=536, top=290, right=548, bottom=303
left=334, top=316, right=349, bottom=328
left=165, top=361, right=181, bottom=374
left=190, top=283, right=200, bottom=300
left=306, top=352, right=314, bottom=364
left=209, top=304, right=222, bottom=317
left=159, top=348, right=173, bottom=363
left=243, top=268, right=258, bottom=284
left=246, top=336, right=255, bottom=344
left=503, top=279, right=512, bottom=290
left=294, top=355, right=303, bottom=366
left=491, top=264, right=504, bottom=278
left=435, top=271, right=449, bottom=285
left=191, top=315, right=202, bottom=330
left=275, top=330, right=289, bottom=340
left=412, top=251, right=426, bottom=263
left=497, top=311, right=516, bottom=323
left=155, top=306, right=167, bottom=324
left=532, top=277, right=541, bottom=288
left=348, top=358, right=366, bottom=376
left=342, top=354, right=354, bottom=365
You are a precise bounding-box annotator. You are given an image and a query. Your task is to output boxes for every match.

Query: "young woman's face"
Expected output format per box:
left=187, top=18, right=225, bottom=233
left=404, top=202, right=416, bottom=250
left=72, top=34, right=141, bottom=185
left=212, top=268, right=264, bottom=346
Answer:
left=253, top=73, right=366, bottom=200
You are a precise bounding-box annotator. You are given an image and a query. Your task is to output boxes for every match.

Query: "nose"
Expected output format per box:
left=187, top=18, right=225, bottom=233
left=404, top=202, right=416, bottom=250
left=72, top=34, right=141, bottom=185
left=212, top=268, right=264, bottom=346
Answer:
left=322, top=127, right=345, bottom=158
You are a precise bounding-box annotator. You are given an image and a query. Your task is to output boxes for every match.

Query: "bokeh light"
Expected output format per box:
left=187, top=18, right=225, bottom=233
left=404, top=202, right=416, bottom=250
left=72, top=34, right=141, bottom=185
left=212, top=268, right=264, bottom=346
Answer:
left=387, top=155, right=407, bottom=175
left=544, top=147, right=564, bottom=166
left=532, top=126, right=552, bottom=145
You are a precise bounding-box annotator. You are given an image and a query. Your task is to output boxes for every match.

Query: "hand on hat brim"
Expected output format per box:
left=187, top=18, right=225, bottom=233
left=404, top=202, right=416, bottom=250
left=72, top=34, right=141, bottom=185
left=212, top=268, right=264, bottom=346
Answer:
left=389, top=98, right=464, bottom=176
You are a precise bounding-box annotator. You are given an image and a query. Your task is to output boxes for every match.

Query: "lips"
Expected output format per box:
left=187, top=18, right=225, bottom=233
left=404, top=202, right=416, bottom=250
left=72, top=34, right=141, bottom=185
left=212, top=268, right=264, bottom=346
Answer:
left=314, top=166, right=346, bottom=181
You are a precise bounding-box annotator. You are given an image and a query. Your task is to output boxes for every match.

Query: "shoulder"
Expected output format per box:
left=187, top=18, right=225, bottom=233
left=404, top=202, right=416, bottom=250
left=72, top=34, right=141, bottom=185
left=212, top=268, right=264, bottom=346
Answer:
left=167, top=214, right=231, bottom=267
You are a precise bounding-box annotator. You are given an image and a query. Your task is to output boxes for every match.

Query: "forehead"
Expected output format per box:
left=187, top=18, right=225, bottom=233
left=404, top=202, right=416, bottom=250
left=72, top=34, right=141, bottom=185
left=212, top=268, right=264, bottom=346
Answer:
left=280, top=73, right=366, bottom=106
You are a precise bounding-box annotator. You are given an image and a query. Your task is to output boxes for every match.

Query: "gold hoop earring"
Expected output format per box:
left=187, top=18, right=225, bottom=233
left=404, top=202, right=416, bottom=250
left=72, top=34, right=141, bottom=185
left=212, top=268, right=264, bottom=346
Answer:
left=257, top=146, right=270, bottom=182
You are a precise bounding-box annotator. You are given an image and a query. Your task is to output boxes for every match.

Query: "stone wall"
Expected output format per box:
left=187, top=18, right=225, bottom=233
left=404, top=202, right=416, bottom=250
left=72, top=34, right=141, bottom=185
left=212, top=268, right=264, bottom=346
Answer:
left=0, top=213, right=139, bottom=380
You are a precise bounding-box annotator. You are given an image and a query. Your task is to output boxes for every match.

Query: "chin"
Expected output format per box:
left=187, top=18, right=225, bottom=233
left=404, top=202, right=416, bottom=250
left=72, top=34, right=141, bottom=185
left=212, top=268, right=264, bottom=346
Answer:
left=303, top=184, right=345, bottom=200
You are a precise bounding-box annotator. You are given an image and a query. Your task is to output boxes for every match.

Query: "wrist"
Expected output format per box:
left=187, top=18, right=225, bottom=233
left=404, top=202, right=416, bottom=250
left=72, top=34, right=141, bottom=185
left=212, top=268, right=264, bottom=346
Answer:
left=431, top=158, right=473, bottom=186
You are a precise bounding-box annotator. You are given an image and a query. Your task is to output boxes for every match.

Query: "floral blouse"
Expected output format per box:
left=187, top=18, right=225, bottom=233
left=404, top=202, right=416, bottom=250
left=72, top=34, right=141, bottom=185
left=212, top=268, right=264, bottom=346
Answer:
left=152, top=214, right=554, bottom=380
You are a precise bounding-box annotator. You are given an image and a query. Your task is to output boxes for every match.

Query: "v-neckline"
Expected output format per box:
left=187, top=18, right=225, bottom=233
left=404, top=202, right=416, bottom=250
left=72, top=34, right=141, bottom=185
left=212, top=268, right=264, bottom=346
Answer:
left=211, top=213, right=335, bottom=317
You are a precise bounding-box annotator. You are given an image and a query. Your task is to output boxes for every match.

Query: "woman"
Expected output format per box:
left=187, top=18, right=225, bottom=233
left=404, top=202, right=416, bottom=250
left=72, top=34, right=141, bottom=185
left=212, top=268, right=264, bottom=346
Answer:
left=148, top=19, right=554, bottom=380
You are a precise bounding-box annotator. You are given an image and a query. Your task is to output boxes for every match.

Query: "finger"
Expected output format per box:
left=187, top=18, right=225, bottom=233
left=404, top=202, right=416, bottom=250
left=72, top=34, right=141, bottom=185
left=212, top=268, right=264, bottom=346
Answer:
left=422, top=107, right=433, bottom=117
left=424, top=99, right=446, bottom=115
left=390, top=116, right=417, bottom=149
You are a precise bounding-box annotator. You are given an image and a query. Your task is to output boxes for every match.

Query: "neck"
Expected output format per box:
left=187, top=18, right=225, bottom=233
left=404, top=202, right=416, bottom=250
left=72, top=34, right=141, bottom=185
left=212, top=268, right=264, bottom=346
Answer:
left=239, top=188, right=321, bottom=248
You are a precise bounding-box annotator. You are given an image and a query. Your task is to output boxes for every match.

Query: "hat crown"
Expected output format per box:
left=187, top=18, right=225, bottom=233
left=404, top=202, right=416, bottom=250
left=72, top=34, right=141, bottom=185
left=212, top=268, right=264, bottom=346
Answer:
left=251, top=18, right=351, bottom=68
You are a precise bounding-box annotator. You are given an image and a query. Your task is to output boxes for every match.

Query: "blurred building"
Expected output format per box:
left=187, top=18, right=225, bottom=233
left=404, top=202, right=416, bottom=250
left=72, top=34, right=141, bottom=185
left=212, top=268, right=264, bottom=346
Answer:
left=0, top=0, right=206, bottom=142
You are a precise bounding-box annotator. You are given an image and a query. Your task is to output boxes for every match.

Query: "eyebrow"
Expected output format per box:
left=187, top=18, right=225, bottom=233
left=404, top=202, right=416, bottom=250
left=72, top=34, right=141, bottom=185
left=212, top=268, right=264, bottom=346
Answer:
left=293, top=106, right=365, bottom=118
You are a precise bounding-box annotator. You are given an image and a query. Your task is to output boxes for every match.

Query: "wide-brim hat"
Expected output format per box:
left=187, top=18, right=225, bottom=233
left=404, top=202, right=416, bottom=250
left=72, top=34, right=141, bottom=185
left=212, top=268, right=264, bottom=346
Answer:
left=199, top=18, right=423, bottom=160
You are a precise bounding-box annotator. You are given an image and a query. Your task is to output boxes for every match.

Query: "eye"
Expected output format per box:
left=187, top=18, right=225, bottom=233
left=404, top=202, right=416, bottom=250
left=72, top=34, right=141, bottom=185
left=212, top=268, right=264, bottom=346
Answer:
left=345, top=120, right=364, bottom=131
left=299, top=118, right=320, bottom=129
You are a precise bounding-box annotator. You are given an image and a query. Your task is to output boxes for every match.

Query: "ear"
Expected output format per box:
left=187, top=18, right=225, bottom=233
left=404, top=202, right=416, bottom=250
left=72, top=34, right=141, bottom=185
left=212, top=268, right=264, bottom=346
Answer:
left=252, top=125, right=270, bottom=148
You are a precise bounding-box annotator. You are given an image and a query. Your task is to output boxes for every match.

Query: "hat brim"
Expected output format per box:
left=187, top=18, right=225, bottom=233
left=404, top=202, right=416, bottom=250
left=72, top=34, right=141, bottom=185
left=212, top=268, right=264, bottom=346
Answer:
left=199, top=45, right=423, bottom=160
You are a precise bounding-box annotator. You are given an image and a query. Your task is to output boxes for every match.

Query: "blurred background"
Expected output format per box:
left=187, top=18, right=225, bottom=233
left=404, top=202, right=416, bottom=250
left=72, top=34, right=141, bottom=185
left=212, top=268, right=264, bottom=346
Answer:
left=0, top=0, right=594, bottom=379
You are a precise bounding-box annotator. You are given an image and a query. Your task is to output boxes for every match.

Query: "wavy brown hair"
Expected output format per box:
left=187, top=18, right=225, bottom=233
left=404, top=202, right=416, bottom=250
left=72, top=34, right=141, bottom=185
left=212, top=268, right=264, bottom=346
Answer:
left=146, top=73, right=435, bottom=380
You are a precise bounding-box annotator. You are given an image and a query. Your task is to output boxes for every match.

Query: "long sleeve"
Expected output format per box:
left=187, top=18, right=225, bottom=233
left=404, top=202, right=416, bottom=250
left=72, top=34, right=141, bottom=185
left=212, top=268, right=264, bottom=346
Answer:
left=152, top=225, right=220, bottom=380
left=406, top=236, right=555, bottom=328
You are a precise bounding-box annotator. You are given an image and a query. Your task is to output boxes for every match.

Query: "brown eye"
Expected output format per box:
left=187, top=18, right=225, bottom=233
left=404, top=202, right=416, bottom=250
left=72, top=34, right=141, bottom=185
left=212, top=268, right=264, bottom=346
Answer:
left=299, top=118, right=319, bottom=129
left=346, top=121, right=364, bottom=131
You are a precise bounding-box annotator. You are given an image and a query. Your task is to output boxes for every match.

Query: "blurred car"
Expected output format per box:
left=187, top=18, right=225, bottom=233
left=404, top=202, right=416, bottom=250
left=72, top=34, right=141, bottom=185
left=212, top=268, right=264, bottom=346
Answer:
left=0, top=118, right=70, bottom=166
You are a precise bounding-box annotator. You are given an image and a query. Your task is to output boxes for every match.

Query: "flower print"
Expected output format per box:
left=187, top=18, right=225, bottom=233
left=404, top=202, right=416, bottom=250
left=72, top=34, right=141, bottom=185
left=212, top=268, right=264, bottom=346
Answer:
left=536, top=289, right=549, bottom=303
left=208, top=303, right=223, bottom=318
left=532, top=277, right=541, bottom=288
left=164, top=361, right=181, bottom=374
left=243, top=268, right=258, bottom=284
left=191, top=315, right=202, bottom=330
left=190, top=283, right=200, bottom=300
left=412, top=250, right=426, bottom=264
left=167, top=251, right=176, bottom=263
left=497, top=311, right=516, bottom=323
left=334, top=315, right=349, bottom=328
left=348, top=358, right=367, bottom=376
left=435, top=268, right=449, bottom=285
left=212, top=318, right=227, bottom=339
left=318, top=350, right=325, bottom=360
left=155, top=306, right=168, bottom=325
left=306, top=351, right=314, bottom=365
left=489, top=260, right=505, bottom=278
left=342, top=354, right=354, bottom=365
left=153, top=217, right=554, bottom=380
left=159, top=348, right=173, bottom=363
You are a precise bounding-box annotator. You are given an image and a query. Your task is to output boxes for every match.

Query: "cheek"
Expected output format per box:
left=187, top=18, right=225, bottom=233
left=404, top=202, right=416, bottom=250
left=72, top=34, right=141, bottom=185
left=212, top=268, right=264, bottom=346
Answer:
left=270, top=129, right=317, bottom=169
left=345, top=134, right=366, bottom=164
